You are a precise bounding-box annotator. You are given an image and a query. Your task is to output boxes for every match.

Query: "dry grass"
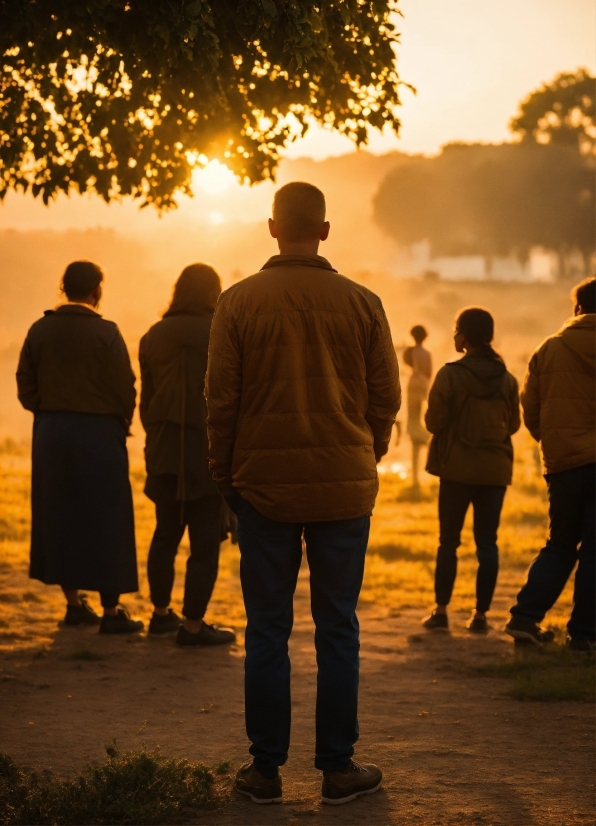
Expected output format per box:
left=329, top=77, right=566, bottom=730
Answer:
left=0, top=428, right=573, bottom=656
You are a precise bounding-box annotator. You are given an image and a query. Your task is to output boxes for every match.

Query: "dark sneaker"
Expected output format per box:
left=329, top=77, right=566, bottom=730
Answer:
left=176, top=622, right=236, bottom=647
left=64, top=595, right=101, bottom=626
left=322, top=761, right=383, bottom=805
left=422, top=611, right=449, bottom=631
left=99, top=607, right=144, bottom=635
left=505, top=618, right=555, bottom=646
left=235, top=762, right=282, bottom=804
left=466, top=616, right=489, bottom=634
left=148, top=609, right=182, bottom=635
left=566, top=637, right=595, bottom=654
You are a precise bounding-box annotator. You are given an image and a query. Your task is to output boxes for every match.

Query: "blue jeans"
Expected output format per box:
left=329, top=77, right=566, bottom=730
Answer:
left=511, top=463, right=595, bottom=641
left=235, top=495, right=369, bottom=774
left=435, top=480, right=506, bottom=613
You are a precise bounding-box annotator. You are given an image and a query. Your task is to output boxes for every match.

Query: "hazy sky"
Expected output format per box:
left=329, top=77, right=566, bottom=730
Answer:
left=2, top=0, right=594, bottom=230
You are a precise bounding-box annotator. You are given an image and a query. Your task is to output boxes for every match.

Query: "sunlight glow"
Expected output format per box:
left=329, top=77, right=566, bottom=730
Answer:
left=209, top=211, right=225, bottom=224
left=192, top=160, right=236, bottom=195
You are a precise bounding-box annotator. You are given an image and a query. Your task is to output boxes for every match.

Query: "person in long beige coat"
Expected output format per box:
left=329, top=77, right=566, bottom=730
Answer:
left=506, top=277, right=595, bottom=650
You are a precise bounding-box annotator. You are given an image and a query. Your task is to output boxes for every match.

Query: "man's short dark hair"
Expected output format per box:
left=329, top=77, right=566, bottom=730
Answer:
left=61, top=261, right=104, bottom=301
left=272, top=182, right=326, bottom=242
left=572, top=277, right=596, bottom=314
left=455, top=307, right=494, bottom=347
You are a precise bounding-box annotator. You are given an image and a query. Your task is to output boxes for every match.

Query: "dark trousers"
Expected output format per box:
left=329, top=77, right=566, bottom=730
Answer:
left=147, top=494, right=222, bottom=620
left=235, top=496, right=369, bottom=774
left=99, top=592, right=119, bottom=609
left=511, top=463, right=595, bottom=641
left=435, top=480, right=506, bottom=613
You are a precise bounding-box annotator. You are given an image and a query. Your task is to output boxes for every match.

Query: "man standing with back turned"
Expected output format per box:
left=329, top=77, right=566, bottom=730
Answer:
left=206, top=182, right=400, bottom=805
left=506, top=277, right=595, bottom=650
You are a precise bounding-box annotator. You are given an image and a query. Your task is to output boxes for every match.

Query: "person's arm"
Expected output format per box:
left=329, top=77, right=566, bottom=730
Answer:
left=205, top=296, right=242, bottom=497
left=520, top=352, right=541, bottom=442
left=16, top=336, right=40, bottom=414
left=424, top=367, right=452, bottom=435
left=110, top=328, right=136, bottom=430
left=365, top=302, right=401, bottom=462
left=138, top=335, right=154, bottom=431
left=508, top=374, right=521, bottom=436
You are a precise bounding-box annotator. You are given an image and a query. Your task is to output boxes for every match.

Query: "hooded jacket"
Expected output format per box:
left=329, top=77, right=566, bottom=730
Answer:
left=425, top=353, right=520, bottom=485
left=521, top=314, right=595, bottom=474
left=205, top=254, right=401, bottom=522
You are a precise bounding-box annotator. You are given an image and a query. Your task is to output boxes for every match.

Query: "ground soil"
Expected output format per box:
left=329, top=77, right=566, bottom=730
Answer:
left=0, top=558, right=593, bottom=826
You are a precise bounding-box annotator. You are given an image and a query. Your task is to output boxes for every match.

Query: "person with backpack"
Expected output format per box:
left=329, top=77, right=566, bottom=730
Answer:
left=506, top=277, right=595, bottom=650
left=422, top=307, right=520, bottom=634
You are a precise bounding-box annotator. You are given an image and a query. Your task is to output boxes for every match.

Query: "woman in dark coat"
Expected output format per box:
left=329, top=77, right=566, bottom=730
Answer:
left=140, top=264, right=235, bottom=647
left=16, top=261, right=143, bottom=634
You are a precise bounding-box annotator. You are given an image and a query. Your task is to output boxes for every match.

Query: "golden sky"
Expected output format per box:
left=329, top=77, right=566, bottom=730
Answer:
left=1, top=0, right=594, bottom=231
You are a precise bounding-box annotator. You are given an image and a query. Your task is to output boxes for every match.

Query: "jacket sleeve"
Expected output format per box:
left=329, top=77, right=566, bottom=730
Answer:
left=425, top=366, right=452, bottom=435
left=111, top=329, right=136, bottom=428
left=205, top=296, right=242, bottom=496
left=138, top=335, right=154, bottom=431
left=508, top=374, right=521, bottom=436
left=16, top=336, right=39, bottom=413
left=365, top=303, right=401, bottom=462
left=520, top=352, right=541, bottom=442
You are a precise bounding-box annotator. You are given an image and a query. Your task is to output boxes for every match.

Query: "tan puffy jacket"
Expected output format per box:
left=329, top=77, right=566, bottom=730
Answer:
left=205, top=254, right=401, bottom=522
left=521, top=314, right=595, bottom=474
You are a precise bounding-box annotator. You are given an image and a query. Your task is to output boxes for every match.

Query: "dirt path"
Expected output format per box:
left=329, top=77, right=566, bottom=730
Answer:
left=0, top=558, right=593, bottom=826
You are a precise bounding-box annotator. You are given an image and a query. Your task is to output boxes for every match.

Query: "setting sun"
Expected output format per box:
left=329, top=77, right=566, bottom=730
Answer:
left=192, top=159, right=236, bottom=195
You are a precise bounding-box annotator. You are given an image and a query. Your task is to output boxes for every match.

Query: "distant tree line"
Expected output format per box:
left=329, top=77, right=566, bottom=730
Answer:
left=373, top=70, right=595, bottom=278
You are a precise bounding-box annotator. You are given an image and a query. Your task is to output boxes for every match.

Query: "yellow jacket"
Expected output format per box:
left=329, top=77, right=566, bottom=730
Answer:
left=521, top=314, right=595, bottom=474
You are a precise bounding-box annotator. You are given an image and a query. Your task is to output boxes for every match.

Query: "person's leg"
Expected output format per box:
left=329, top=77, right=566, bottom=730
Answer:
left=99, top=591, right=119, bottom=616
left=434, top=480, right=472, bottom=611
left=305, top=515, right=369, bottom=772
left=62, top=587, right=80, bottom=607
left=183, top=494, right=223, bottom=630
left=412, top=442, right=421, bottom=488
left=470, top=485, right=506, bottom=616
left=511, top=466, right=587, bottom=624
left=567, top=465, right=595, bottom=642
left=237, top=497, right=303, bottom=776
left=147, top=497, right=186, bottom=613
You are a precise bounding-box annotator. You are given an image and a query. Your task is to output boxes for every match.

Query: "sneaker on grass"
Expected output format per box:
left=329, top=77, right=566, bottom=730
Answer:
left=148, top=609, right=182, bottom=635
left=99, top=607, right=144, bottom=635
left=566, top=637, right=595, bottom=654
left=504, top=618, right=555, bottom=646
left=175, top=622, right=236, bottom=647
left=235, top=762, right=282, bottom=804
left=321, top=761, right=383, bottom=805
left=64, top=595, right=101, bottom=626
left=422, top=611, right=449, bottom=631
left=466, top=616, right=489, bottom=634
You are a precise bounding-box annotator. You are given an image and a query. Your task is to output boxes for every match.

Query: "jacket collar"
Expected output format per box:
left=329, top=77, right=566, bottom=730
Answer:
left=260, top=254, right=338, bottom=273
left=558, top=313, right=595, bottom=334
left=48, top=303, right=102, bottom=317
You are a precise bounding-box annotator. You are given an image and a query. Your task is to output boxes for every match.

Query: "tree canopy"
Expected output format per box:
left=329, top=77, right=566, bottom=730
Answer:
left=373, top=70, right=596, bottom=274
left=510, top=68, right=595, bottom=155
left=0, top=1, right=404, bottom=209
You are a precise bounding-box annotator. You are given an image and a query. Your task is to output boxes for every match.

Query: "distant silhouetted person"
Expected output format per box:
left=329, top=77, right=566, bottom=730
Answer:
left=206, top=181, right=401, bottom=805
left=423, top=308, right=520, bottom=634
left=139, top=264, right=235, bottom=647
left=403, top=325, right=432, bottom=488
left=506, top=278, right=595, bottom=650
left=16, top=261, right=143, bottom=633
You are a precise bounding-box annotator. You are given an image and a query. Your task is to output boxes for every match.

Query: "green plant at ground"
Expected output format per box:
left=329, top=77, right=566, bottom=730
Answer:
left=476, top=644, right=595, bottom=702
left=0, top=745, right=214, bottom=825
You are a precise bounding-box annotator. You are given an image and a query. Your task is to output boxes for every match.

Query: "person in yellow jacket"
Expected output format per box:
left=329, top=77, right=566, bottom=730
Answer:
left=506, top=277, right=595, bottom=650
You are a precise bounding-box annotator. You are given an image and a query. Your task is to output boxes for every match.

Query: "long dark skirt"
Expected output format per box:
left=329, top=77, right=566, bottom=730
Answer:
left=30, top=412, right=138, bottom=594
